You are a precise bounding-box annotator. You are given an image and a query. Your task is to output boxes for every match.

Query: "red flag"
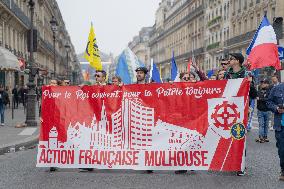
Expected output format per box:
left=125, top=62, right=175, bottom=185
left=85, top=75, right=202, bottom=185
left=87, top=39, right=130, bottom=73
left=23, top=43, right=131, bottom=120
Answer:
left=187, top=59, right=192, bottom=73
left=18, top=58, right=25, bottom=70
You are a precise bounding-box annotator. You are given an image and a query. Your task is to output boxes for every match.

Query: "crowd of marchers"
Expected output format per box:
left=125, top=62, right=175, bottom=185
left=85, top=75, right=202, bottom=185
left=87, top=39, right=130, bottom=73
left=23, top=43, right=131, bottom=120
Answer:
left=44, top=52, right=284, bottom=182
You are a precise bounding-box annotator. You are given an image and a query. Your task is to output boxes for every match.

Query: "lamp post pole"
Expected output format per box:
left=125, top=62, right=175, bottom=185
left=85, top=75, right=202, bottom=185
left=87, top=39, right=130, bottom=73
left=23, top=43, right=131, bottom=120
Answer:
left=26, top=0, right=37, bottom=127
left=67, top=51, right=69, bottom=80
left=50, top=16, right=58, bottom=78
left=64, top=43, right=71, bottom=81
left=53, top=33, right=56, bottom=78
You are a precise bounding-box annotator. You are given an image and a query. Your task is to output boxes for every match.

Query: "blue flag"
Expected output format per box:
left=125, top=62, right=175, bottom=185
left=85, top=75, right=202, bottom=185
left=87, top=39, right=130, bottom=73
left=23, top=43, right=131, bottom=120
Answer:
left=171, top=52, right=178, bottom=81
left=150, top=60, right=162, bottom=83
left=247, top=99, right=255, bottom=131
left=252, top=69, right=260, bottom=84
left=115, top=52, right=131, bottom=84
left=207, top=69, right=214, bottom=78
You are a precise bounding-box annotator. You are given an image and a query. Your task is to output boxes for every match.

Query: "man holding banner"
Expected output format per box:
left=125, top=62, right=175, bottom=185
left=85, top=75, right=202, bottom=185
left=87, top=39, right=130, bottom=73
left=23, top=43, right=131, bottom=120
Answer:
left=224, top=53, right=257, bottom=176
left=94, top=70, right=108, bottom=86
left=135, top=67, right=148, bottom=84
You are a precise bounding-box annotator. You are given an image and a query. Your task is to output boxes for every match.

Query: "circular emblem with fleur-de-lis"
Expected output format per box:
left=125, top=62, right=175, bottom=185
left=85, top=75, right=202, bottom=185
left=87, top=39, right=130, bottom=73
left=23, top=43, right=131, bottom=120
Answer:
left=230, top=123, right=246, bottom=140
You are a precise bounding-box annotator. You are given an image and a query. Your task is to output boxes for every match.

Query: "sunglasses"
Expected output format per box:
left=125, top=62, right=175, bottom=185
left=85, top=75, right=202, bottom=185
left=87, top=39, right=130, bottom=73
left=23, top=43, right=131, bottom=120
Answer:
left=95, top=74, right=102, bottom=78
left=182, top=77, right=190, bottom=81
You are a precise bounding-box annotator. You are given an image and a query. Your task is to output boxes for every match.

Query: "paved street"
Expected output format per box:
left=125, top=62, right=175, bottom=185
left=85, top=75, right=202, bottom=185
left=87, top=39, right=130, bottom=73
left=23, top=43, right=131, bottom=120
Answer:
left=0, top=122, right=282, bottom=189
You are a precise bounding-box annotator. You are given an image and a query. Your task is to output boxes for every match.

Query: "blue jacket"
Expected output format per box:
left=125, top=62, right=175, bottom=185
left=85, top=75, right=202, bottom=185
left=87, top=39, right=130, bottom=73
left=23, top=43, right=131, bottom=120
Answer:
left=267, top=83, right=284, bottom=131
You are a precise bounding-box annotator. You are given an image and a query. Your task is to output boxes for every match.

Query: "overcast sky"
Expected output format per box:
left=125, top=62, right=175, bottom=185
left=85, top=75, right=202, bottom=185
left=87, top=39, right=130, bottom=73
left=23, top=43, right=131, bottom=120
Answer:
left=57, top=0, right=160, bottom=56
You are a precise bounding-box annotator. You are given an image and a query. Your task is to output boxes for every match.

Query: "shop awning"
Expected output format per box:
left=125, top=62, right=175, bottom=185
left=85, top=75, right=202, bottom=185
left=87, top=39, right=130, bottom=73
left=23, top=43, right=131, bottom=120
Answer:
left=0, top=46, right=20, bottom=71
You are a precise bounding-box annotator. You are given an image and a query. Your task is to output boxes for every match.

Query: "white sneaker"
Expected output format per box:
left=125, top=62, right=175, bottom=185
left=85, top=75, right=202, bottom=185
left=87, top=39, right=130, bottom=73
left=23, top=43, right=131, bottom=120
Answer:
left=237, top=171, right=246, bottom=176
left=0, top=123, right=4, bottom=126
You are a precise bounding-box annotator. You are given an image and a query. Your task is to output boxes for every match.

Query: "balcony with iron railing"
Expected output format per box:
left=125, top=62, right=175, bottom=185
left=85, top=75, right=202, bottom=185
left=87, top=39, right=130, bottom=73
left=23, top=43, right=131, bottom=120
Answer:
left=207, top=42, right=220, bottom=51
left=207, top=16, right=222, bottom=29
left=0, top=0, right=31, bottom=28
left=226, top=30, right=256, bottom=47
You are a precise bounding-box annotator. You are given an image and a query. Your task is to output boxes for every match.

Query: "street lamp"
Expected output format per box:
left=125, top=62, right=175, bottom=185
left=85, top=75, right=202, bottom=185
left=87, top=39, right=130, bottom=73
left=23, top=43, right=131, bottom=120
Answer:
left=64, top=43, right=71, bottom=80
left=50, top=16, right=58, bottom=78
left=26, top=0, right=37, bottom=127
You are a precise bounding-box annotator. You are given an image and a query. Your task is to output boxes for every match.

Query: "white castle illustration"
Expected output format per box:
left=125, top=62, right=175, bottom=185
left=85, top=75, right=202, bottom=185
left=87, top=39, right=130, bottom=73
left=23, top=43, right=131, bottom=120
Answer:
left=39, top=98, right=205, bottom=151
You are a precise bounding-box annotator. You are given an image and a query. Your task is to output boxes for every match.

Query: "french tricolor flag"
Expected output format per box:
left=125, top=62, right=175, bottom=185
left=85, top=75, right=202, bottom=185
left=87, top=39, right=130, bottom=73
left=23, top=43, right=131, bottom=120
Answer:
left=246, top=15, right=281, bottom=70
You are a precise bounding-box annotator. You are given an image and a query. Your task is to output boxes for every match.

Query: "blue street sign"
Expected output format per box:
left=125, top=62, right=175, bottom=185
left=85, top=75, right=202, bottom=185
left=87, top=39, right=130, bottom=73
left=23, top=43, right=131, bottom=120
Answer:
left=279, top=46, right=284, bottom=60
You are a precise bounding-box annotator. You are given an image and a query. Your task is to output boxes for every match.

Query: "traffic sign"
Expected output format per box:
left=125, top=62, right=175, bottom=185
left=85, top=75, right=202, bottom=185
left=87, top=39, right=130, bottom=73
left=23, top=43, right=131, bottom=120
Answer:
left=279, top=46, right=284, bottom=60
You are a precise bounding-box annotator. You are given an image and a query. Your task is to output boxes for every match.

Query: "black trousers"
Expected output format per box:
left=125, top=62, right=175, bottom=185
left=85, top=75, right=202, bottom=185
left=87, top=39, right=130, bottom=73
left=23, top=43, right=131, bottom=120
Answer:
left=275, top=128, right=284, bottom=171
left=13, top=97, right=19, bottom=108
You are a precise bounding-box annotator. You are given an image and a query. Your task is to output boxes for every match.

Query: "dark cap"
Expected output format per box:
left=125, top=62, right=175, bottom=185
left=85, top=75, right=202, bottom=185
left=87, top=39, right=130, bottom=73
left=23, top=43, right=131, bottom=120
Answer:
left=135, top=67, right=148, bottom=74
left=260, top=79, right=270, bottom=84
left=229, top=53, right=244, bottom=64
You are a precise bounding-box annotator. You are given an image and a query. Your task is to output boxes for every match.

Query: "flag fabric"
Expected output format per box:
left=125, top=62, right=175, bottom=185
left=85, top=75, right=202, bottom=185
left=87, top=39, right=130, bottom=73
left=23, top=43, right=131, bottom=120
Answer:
left=159, top=65, right=163, bottom=82
left=171, top=52, right=179, bottom=81
left=116, top=52, right=132, bottom=84
left=247, top=99, right=255, bottom=131
left=149, top=59, right=162, bottom=83
left=246, top=15, right=281, bottom=70
left=207, top=69, right=214, bottom=78
left=84, top=23, right=103, bottom=70
left=115, top=48, right=145, bottom=84
left=188, top=50, right=196, bottom=72
left=18, top=58, right=25, bottom=70
left=252, top=69, right=260, bottom=84
left=187, top=59, right=192, bottom=73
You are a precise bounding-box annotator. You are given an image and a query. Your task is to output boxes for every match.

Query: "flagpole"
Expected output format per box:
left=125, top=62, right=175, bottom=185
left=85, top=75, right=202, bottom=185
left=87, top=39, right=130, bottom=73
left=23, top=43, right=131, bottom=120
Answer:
left=149, top=59, right=153, bottom=83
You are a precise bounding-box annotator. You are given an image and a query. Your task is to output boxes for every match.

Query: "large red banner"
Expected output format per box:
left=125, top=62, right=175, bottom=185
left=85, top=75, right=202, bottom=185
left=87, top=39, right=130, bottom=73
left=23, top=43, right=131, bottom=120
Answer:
left=37, top=79, right=250, bottom=171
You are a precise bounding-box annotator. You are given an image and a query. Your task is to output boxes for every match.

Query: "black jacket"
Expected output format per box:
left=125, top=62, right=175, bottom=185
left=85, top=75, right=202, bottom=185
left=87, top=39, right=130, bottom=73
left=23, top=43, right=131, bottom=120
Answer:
left=0, top=91, right=9, bottom=105
left=257, top=87, right=271, bottom=111
left=12, top=88, right=19, bottom=97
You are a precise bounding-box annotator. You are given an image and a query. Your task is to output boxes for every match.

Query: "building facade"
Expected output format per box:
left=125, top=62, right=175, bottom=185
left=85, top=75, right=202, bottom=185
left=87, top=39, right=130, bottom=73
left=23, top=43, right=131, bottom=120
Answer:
left=128, top=27, right=153, bottom=66
left=227, top=0, right=283, bottom=56
left=147, top=0, right=284, bottom=79
left=149, top=0, right=205, bottom=80
left=204, top=0, right=230, bottom=71
left=0, top=0, right=82, bottom=89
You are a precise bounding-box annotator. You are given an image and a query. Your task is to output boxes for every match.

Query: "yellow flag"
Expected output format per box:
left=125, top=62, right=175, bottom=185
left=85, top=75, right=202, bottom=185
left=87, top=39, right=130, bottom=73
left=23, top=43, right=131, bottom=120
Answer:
left=84, top=23, right=103, bottom=70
